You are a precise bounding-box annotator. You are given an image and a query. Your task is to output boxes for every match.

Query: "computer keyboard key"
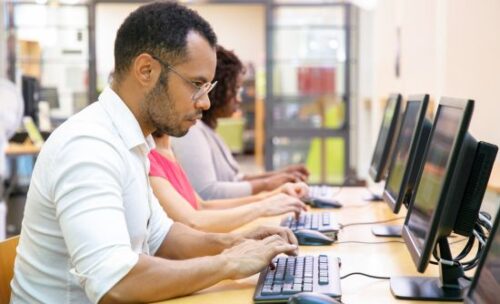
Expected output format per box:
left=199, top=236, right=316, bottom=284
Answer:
left=261, top=285, right=273, bottom=295
left=292, top=284, right=303, bottom=292
left=303, top=283, right=313, bottom=292
left=304, top=277, right=313, bottom=284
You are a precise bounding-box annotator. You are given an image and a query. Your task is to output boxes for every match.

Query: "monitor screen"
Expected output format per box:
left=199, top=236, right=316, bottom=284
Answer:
left=39, top=87, right=60, bottom=109
left=21, top=75, right=40, bottom=125
left=384, top=95, right=428, bottom=213
left=466, top=211, right=500, bottom=304
left=403, top=99, right=474, bottom=273
left=369, top=94, right=401, bottom=182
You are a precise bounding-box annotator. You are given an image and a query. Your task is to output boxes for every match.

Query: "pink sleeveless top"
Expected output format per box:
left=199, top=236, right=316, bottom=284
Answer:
left=149, top=149, right=199, bottom=209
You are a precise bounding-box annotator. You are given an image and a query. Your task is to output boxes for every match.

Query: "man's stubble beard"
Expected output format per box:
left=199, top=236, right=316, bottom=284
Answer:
left=143, top=75, right=188, bottom=137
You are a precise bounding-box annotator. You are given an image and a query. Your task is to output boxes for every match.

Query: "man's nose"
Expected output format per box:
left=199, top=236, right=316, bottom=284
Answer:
left=195, top=94, right=211, bottom=110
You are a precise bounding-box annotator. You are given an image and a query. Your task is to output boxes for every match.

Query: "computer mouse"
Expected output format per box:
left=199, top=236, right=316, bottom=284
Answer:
left=308, top=197, right=343, bottom=209
left=294, top=229, right=334, bottom=246
left=288, top=292, right=341, bottom=304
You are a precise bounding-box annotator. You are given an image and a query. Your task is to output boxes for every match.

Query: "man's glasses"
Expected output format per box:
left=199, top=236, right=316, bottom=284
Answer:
left=151, top=55, right=217, bottom=101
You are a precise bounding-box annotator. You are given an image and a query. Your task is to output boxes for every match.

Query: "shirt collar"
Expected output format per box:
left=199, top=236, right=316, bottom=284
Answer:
left=98, top=86, right=155, bottom=152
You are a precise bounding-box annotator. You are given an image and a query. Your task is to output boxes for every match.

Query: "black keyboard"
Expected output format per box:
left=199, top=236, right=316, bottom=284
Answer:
left=281, top=212, right=340, bottom=238
left=253, top=254, right=342, bottom=303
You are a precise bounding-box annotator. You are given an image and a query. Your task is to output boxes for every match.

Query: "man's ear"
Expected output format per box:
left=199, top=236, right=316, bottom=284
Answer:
left=133, top=53, right=159, bottom=89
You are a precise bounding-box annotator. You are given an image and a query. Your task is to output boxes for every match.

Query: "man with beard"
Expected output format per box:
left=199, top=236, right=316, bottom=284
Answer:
left=10, top=2, right=298, bottom=303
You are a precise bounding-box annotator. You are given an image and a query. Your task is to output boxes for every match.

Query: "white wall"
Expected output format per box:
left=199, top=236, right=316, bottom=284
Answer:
left=443, top=0, right=500, bottom=154
left=95, top=3, right=265, bottom=89
left=0, top=3, right=6, bottom=78
left=361, top=0, right=500, bottom=171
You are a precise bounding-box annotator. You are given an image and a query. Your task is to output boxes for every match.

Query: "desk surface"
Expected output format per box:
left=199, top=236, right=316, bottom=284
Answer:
left=487, top=163, right=500, bottom=194
left=5, top=142, right=40, bottom=156
left=155, top=187, right=472, bottom=304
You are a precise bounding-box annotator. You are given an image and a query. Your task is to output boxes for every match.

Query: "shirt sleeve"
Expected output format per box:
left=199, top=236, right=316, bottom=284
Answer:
left=51, top=135, right=139, bottom=304
left=147, top=189, right=173, bottom=255
left=171, top=126, right=252, bottom=200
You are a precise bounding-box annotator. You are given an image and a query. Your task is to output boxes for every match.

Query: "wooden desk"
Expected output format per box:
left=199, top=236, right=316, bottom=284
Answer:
left=5, top=142, right=40, bottom=156
left=156, top=187, right=471, bottom=304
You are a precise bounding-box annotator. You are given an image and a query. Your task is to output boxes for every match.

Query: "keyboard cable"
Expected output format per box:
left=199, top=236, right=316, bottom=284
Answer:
left=339, top=216, right=405, bottom=229
left=340, top=272, right=390, bottom=280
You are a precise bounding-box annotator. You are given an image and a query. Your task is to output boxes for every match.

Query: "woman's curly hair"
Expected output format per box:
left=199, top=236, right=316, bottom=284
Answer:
left=203, top=45, right=244, bottom=128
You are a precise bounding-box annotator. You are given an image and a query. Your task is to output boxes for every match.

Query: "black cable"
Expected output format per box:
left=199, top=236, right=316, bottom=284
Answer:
left=336, top=240, right=405, bottom=245
left=340, top=216, right=405, bottom=229
left=340, top=272, right=390, bottom=280
left=430, top=219, right=490, bottom=269
left=461, top=275, right=472, bottom=281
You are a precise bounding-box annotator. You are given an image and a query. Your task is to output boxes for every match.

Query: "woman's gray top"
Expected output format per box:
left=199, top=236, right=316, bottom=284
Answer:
left=171, top=121, right=252, bottom=200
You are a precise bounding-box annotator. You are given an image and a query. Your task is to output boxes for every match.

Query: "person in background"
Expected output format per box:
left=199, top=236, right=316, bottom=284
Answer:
left=171, top=45, right=310, bottom=200
left=149, top=131, right=308, bottom=232
left=0, top=78, right=24, bottom=240
left=10, top=3, right=298, bottom=303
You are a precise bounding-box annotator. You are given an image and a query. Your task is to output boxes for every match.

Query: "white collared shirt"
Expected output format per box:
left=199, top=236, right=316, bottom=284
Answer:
left=11, top=87, right=173, bottom=304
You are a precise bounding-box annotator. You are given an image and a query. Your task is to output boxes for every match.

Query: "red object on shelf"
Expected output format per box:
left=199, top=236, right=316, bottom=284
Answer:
left=297, top=67, right=336, bottom=95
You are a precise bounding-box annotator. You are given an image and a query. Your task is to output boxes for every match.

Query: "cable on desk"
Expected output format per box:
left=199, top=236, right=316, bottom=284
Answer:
left=335, top=240, right=405, bottom=245
left=340, top=272, right=390, bottom=280
left=339, top=217, right=405, bottom=229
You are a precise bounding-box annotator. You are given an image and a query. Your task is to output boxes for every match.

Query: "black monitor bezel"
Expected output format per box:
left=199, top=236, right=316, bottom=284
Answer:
left=369, top=93, right=402, bottom=182
left=383, top=94, right=429, bottom=214
left=464, top=208, right=500, bottom=303
left=402, top=97, right=474, bottom=273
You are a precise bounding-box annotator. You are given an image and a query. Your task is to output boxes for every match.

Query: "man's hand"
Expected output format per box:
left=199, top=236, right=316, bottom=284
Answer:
left=280, top=164, right=310, bottom=181
left=222, top=235, right=298, bottom=280
left=259, top=193, right=307, bottom=217
left=280, top=182, right=309, bottom=199
left=264, top=173, right=297, bottom=191
left=239, top=226, right=298, bottom=252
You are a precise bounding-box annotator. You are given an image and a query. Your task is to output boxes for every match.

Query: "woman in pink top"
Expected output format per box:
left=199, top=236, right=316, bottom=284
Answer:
left=149, top=131, right=308, bottom=233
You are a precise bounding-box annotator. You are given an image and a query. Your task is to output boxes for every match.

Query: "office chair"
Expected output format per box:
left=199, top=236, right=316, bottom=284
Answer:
left=0, top=235, right=19, bottom=303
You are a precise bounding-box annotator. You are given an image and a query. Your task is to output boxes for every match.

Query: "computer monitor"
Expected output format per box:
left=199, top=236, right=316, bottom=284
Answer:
left=371, top=94, right=431, bottom=237
left=391, top=97, right=498, bottom=301
left=39, top=87, right=60, bottom=109
left=369, top=93, right=402, bottom=183
left=21, top=75, right=40, bottom=126
left=464, top=208, right=500, bottom=304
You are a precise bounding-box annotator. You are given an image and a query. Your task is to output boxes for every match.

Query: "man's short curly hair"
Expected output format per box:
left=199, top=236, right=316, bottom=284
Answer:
left=113, top=1, right=217, bottom=81
left=203, top=45, right=244, bottom=127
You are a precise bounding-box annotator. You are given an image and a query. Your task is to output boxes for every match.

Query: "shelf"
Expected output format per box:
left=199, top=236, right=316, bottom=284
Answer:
left=272, top=57, right=357, bottom=67
left=16, top=58, right=91, bottom=64
left=270, top=24, right=349, bottom=30
left=269, top=94, right=346, bottom=100
left=12, top=25, right=89, bottom=31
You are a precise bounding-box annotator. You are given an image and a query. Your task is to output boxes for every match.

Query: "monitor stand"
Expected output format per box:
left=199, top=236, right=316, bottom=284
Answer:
left=363, top=186, right=384, bottom=201
left=371, top=225, right=402, bottom=237
left=363, top=193, right=383, bottom=201
left=390, top=238, right=468, bottom=301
